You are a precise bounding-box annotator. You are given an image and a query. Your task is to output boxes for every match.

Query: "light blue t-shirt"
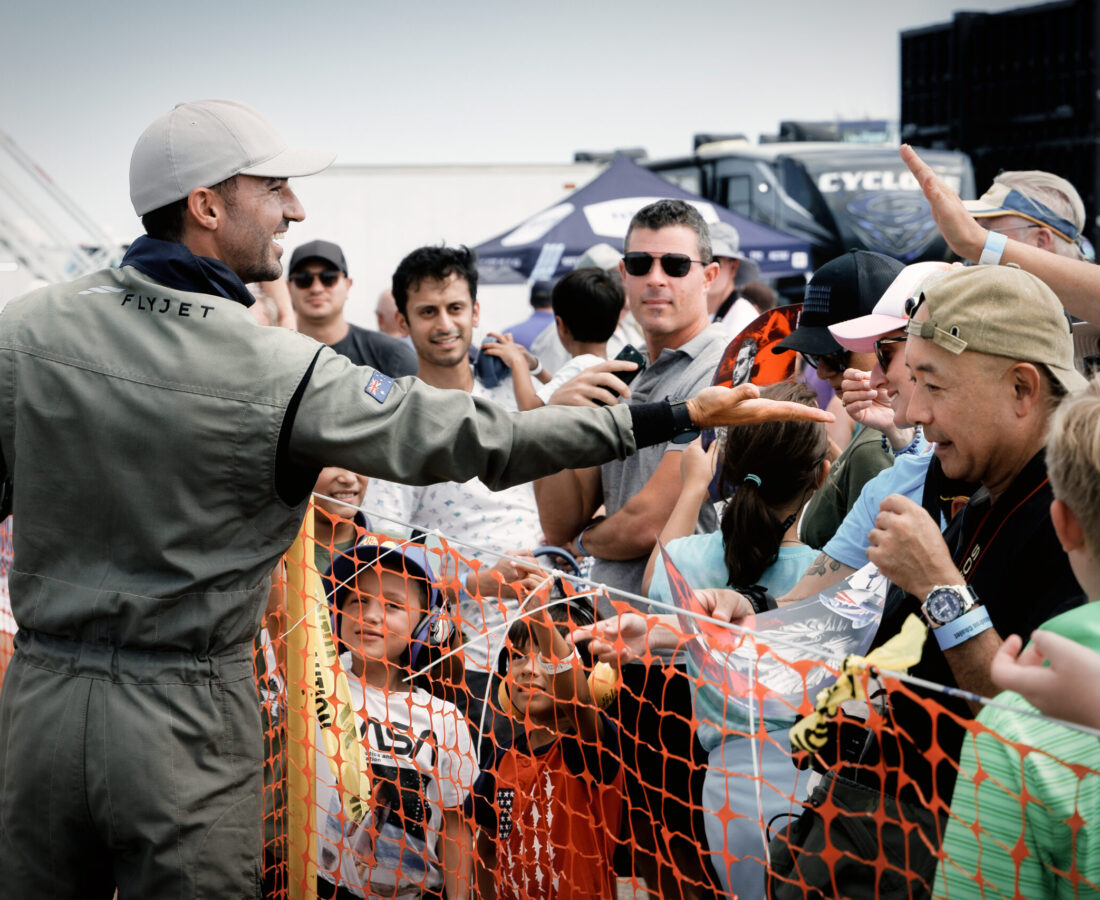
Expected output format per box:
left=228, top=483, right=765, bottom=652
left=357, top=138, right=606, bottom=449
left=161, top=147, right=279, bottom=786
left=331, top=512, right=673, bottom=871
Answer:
left=648, top=531, right=819, bottom=751
left=648, top=531, right=818, bottom=608
left=822, top=443, right=939, bottom=570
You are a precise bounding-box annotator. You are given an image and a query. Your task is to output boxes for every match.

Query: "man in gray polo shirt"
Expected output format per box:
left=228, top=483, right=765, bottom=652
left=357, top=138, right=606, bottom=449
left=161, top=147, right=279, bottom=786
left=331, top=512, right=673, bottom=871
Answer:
left=539, top=199, right=729, bottom=604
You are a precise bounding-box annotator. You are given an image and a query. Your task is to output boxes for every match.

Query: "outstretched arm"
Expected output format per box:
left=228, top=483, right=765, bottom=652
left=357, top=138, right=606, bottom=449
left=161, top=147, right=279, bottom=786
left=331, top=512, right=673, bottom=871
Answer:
left=529, top=606, right=602, bottom=743
left=901, top=144, right=1100, bottom=324
left=777, top=551, right=857, bottom=605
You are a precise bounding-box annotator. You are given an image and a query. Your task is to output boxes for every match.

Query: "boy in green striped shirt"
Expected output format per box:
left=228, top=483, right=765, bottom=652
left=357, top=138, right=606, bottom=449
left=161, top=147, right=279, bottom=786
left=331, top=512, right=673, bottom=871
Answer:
left=934, top=379, right=1100, bottom=898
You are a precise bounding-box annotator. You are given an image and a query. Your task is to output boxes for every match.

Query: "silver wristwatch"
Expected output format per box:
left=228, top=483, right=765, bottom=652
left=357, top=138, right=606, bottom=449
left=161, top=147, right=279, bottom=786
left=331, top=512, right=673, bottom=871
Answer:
left=921, top=584, right=980, bottom=627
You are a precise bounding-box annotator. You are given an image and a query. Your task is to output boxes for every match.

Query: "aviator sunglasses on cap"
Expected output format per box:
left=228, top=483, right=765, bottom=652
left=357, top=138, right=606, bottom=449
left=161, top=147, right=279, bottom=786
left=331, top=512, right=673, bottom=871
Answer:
left=290, top=269, right=341, bottom=289
left=623, top=252, right=708, bottom=278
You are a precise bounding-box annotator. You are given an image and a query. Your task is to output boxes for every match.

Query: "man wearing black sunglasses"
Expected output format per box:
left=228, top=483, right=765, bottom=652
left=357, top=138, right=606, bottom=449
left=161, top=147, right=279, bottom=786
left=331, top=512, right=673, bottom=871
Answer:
left=540, top=199, right=729, bottom=598
left=287, top=238, right=417, bottom=377
left=536, top=199, right=733, bottom=896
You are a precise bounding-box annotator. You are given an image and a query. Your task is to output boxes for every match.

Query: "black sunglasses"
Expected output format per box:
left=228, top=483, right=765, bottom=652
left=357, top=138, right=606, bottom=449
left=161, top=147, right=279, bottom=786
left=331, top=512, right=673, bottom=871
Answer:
left=800, top=349, right=850, bottom=373
left=623, top=252, right=707, bottom=278
left=290, top=269, right=341, bottom=289
left=873, top=335, right=907, bottom=371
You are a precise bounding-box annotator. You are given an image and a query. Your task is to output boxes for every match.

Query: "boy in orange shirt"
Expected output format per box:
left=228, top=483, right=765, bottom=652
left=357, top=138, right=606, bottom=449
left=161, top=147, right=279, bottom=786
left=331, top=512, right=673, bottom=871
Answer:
left=470, top=598, right=622, bottom=899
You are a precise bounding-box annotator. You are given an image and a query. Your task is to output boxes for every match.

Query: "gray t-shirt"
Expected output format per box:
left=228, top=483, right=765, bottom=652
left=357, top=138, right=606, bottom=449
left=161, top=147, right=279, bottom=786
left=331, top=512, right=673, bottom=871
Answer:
left=592, top=325, right=727, bottom=610
left=330, top=322, right=418, bottom=377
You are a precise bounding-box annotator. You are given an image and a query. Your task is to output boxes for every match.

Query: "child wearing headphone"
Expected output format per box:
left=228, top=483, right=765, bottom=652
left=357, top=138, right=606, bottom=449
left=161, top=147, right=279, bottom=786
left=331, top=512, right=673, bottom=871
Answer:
left=469, top=596, right=622, bottom=900
left=316, top=539, right=478, bottom=900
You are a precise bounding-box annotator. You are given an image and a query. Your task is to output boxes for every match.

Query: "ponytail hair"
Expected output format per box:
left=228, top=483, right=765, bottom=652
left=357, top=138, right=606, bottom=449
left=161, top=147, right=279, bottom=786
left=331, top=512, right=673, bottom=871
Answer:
left=718, top=382, right=827, bottom=587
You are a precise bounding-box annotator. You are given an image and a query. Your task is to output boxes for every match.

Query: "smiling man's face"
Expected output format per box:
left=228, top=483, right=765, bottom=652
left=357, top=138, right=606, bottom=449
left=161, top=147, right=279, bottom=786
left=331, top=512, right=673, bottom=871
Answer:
left=214, top=174, right=304, bottom=283
left=398, top=272, right=479, bottom=370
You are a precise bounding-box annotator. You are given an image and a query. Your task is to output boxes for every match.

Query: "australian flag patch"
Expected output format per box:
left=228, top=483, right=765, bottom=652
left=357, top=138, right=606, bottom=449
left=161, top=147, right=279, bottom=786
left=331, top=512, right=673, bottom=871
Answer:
left=364, top=371, right=394, bottom=404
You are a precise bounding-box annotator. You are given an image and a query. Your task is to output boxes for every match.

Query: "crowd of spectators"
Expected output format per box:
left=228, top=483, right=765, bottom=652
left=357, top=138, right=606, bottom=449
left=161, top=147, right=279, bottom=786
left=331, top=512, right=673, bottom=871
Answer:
left=261, top=148, right=1100, bottom=900
left=3, top=95, right=1099, bottom=900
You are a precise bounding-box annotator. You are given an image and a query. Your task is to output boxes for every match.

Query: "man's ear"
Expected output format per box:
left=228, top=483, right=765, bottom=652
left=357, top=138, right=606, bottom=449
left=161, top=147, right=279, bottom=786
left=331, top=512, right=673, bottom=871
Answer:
left=396, top=311, right=410, bottom=338
left=471, top=301, right=480, bottom=329
left=186, top=187, right=223, bottom=233
left=1034, top=227, right=1056, bottom=252
left=1051, top=497, right=1086, bottom=554
left=815, top=458, right=832, bottom=489
left=1009, top=361, right=1043, bottom=415
left=702, top=260, right=720, bottom=290
left=555, top=315, right=570, bottom=343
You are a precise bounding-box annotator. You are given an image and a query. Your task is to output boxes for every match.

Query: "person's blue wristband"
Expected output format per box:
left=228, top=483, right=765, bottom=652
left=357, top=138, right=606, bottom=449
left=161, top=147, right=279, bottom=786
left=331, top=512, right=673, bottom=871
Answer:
left=575, top=523, right=596, bottom=558
left=979, top=230, right=1008, bottom=266
left=934, top=605, right=993, bottom=651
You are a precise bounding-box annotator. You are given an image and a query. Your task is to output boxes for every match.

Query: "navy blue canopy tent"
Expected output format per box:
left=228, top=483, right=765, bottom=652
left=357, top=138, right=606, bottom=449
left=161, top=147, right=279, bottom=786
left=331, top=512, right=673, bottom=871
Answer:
left=473, top=155, right=812, bottom=284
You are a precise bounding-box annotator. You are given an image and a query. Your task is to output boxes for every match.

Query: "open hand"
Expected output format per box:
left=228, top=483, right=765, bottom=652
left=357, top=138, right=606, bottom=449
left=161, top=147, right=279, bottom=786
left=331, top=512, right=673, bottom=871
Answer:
left=686, top=383, right=835, bottom=429
left=990, top=630, right=1100, bottom=729
left=467, top=552, right=548, bottom=599
left=572, top=612, right=651, bottom=668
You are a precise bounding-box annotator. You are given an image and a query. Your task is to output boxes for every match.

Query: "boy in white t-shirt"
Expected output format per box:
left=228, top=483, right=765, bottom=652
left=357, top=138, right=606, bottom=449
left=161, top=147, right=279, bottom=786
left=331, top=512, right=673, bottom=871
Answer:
left=486, top=267, right=625, bottom=411
left=316, top=540, right=479, bottom=900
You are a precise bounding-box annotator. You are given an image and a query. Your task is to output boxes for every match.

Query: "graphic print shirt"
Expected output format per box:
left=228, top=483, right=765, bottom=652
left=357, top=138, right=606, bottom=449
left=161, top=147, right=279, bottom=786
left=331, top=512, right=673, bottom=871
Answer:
left=316, top=660, right=479, bottom=897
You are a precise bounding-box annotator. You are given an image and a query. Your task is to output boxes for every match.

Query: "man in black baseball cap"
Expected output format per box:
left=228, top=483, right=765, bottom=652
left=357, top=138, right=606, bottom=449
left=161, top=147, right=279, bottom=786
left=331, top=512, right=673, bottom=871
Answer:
left=287, top=238, right=416, bottom=376
left=777, top=250, right=904, bottom=549
left=775, top=249, right=904, bottom=385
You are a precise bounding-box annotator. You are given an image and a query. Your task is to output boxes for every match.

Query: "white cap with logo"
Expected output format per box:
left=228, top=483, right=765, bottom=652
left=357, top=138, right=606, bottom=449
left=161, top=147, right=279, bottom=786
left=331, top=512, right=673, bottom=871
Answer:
left=129, top=99, right=334, bottom=216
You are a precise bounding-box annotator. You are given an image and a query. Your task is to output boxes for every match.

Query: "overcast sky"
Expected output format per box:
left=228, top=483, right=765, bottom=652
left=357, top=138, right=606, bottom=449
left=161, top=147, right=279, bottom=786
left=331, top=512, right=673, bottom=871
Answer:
left=4, top=0, right=1022, bottom=240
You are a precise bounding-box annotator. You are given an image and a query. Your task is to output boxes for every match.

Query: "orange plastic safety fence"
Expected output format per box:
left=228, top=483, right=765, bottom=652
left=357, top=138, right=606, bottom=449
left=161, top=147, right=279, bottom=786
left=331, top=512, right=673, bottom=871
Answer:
left=255, top=504, right=1100, bottom=899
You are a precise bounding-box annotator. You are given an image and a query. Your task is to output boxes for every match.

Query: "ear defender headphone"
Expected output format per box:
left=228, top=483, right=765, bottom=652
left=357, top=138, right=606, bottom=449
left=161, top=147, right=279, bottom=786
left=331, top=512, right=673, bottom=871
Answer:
left=495, top=586, right=618, bottom=719
left=404, top=583, right=453, bottom=672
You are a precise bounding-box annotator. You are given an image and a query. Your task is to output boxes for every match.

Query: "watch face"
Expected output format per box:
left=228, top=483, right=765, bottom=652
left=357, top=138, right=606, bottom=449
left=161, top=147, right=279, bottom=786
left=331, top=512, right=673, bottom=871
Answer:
left=926, top=589, right=963, bottom=625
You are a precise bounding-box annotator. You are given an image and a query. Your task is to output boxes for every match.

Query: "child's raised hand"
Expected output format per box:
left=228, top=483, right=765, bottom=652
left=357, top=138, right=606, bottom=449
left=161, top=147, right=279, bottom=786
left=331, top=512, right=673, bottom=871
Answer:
left=990, top=630, right=1100, bottom=729
left=680, top=437, right=719, bottom=491
left=467, top=552, right=550, bottom=599
left=572, top=613, right=649, bottom=669
left=481, top=332, right=531, bottom=372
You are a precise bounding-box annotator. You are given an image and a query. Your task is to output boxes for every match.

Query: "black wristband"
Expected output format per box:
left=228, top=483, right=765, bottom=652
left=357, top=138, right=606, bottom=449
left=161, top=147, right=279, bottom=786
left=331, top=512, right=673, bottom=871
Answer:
left=628, top=399, right=699, bottom=449
left=668, top=399, right=698, bottom=443
left=628, top=401, right=677, bottom=449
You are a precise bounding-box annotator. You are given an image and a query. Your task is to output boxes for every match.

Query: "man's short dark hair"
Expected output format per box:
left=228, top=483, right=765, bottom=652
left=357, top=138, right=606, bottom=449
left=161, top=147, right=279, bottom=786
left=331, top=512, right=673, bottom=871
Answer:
left=624, top=199, right=713, bottom=263
left=552, top=268, right=624, bottom=343
left=140, top=175, right=239, bottom=243
left=391, top=245, right=478, bottom=317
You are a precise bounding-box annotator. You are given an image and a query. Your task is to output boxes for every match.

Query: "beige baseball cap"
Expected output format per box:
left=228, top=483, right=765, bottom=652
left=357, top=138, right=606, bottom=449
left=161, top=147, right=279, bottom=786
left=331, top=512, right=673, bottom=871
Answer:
left=905, top=264, right=1086, bottom=393
left=129, top=99, right=334, bottom=216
